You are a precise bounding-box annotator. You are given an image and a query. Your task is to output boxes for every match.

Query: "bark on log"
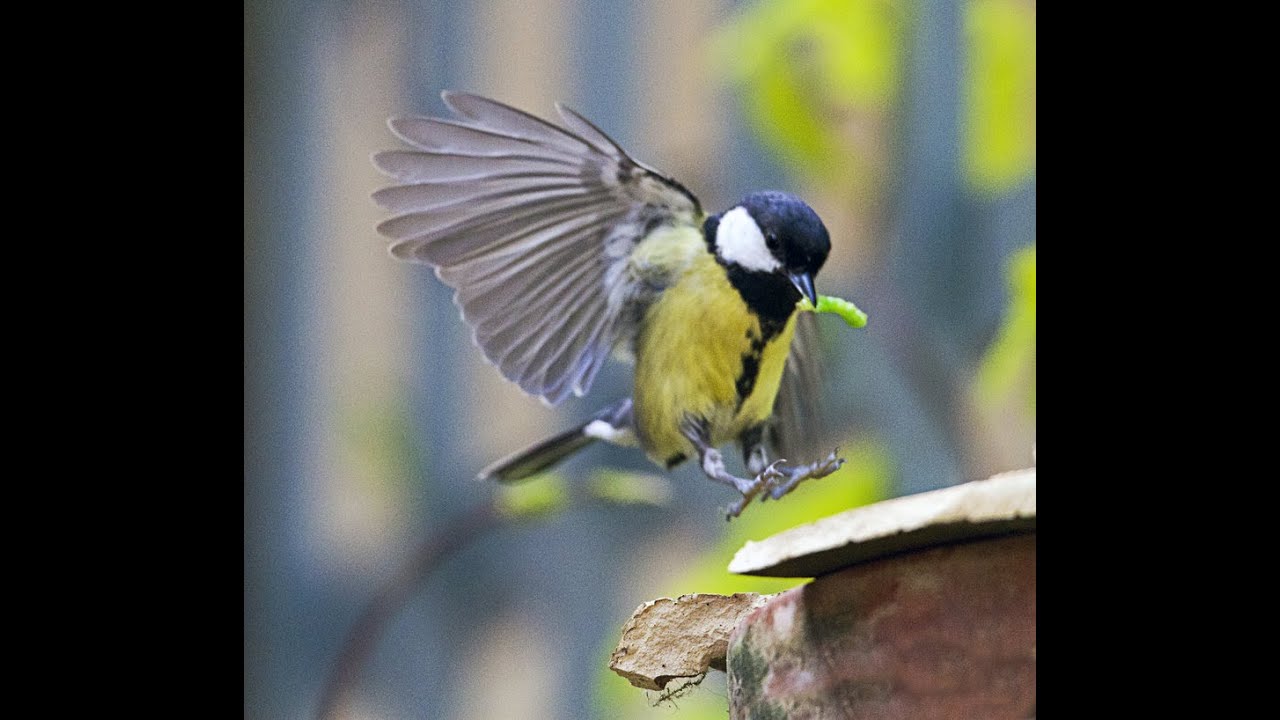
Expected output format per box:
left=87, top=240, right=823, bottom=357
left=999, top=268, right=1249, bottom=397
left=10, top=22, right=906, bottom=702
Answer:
left=727, top=533, right=1035, bottom=719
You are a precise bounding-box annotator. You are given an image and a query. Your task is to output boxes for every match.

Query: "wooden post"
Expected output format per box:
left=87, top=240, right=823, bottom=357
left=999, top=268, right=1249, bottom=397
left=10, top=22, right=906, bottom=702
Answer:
left=728, top=533, right=1034, bottom=718
left=611, top=469, right=1036, bottom=719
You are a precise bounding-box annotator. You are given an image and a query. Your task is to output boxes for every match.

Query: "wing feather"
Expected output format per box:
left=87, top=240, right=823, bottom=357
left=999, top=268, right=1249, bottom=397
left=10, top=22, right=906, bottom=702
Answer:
left=459, top=217, right=620, bottom=324
left=374, top=92, right=702, bottom=403
left=479, top=253, right=600, bottom=358
left=554, top=104, right=631, bottom=156
left=769, top=312, right=827, bottom=462
left=371, top=178, right=587, bottom=215
left=371, top=151, right=575, bottom=184
left=385, top=195, right=617, bottom=265
left=377, top=187, right=605, bottom=241
left=388, top=117, right=580, bottom=158
left=442, top=92, right=599, bottom=154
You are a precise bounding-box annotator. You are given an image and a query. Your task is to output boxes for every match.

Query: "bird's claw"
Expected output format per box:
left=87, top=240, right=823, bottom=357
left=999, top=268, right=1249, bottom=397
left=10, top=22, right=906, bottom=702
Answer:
left=765, top=448, right=845, bottom=501
left=723, top=451, right=844, bottom=519
left=756, top=459, right=788, bottom=503
left=723, top=459, right=789, bottom=520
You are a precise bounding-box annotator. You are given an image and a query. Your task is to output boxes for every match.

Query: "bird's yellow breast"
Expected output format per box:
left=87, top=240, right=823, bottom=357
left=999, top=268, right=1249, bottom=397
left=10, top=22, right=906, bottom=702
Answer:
left=629, top=226, right=798, bottom=466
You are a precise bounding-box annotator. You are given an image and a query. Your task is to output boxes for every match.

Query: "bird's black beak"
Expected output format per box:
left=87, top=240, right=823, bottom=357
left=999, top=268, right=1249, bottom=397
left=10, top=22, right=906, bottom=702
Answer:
left=788, top=272, right=818, bottom=306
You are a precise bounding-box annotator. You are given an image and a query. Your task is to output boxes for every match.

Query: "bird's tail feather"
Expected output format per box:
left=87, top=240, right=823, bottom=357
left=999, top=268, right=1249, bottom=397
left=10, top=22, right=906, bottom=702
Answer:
left=478, top=426, right=598, bottom=483
left=477, top=398, right=634, bottom=483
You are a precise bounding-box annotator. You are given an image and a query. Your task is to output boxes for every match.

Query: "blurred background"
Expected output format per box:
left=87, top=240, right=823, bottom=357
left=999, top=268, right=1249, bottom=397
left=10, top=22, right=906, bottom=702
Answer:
left=244, top=0, right=1035, bottom=717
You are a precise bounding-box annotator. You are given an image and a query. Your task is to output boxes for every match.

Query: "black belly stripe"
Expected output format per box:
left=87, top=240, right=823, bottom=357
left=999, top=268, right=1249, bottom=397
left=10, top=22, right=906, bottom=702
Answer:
left=665, top=452, right=687, bottom=469
left=735, top=329, right=770, bottom=409
left=722, top=265, right=799, bottom=341
left=723, top=266, right=797, bottom=412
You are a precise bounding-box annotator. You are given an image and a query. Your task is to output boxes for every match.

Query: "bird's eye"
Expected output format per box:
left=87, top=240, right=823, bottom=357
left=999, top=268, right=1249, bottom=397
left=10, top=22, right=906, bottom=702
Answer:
left=765, top=233, right=779, bottom=250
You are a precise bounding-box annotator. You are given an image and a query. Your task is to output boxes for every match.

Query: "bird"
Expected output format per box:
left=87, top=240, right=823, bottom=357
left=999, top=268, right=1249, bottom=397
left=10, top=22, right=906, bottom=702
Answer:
left=373, top=92, right=844, bottom=519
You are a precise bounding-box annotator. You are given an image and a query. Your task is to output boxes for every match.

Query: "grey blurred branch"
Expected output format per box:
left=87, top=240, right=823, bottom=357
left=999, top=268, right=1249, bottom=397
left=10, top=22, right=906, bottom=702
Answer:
left=316, top=502, right=507, bottom=720
left=315, top=472, right=671, bottom=720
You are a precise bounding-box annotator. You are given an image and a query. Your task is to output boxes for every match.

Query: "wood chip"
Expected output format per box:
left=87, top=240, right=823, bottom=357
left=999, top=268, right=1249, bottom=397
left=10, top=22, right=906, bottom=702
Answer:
left=609, top=593, right=772, bottom=690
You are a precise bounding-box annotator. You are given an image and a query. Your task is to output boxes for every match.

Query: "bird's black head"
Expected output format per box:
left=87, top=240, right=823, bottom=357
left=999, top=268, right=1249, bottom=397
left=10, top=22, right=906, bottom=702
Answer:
left=705, top=190, right=831, bottom=309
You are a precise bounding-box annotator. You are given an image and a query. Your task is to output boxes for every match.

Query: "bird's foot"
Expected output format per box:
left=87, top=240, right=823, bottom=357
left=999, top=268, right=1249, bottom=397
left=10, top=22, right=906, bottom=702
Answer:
left=720, top=459, right=788, bottom=520
left=761, top=449, right=845, bottom=502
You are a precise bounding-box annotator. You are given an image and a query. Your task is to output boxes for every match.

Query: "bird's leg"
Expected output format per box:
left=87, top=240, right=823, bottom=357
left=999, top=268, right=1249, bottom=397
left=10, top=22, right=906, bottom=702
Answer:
left=764, top=449, right=846, bottom=500
left=681, top=418, right=784, bottom=520
left=741, top=426, right=846, bottom=503
left=741, top=425, right=770, bottom=477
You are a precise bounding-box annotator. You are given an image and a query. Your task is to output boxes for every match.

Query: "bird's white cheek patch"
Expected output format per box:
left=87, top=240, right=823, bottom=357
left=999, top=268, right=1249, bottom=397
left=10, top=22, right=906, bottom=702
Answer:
left=716, top=206, right=780, bottom=273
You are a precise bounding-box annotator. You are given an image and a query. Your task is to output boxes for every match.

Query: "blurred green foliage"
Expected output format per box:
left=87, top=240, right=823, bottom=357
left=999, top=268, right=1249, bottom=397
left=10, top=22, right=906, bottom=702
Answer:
left=495, top=474, right=572, bottom=518
left=343, top=397, right=422, bottom=507
left=496, top=470, right=676, bottom=519
left=587, top=469, right=676, bottom=507
left=976, top=244, right=1036, bottom=412
left=713, top=0, right=903, bottom=181
left=964, top=0, right=1037, bottom=194
left=715, top=0, right=1035, bottom=193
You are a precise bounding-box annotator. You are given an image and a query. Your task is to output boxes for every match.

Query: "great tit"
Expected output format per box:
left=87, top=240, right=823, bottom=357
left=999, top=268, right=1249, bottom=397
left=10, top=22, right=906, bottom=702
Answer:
left=374, top=92, right=844, bottom=518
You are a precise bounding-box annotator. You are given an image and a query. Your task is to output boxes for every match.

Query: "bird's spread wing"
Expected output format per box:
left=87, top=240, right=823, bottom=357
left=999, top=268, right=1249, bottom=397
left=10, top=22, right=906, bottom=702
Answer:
left=374, top=91, right=703, bottom=404
left=768, top=311, right=826, bottom=462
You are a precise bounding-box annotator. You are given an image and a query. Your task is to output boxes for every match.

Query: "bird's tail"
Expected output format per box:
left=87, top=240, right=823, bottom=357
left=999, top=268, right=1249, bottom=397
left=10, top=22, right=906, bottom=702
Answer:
left=477, top=398, right=635, bottom=483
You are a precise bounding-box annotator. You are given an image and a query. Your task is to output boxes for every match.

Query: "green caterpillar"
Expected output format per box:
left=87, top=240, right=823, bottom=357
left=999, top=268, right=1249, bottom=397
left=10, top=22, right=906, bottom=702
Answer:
left=798, top=294, right=868, bottom=329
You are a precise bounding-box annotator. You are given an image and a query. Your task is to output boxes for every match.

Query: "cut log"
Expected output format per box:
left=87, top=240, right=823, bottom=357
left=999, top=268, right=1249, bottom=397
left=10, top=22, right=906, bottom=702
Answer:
left=609, top=468, right=1037, bottom=718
